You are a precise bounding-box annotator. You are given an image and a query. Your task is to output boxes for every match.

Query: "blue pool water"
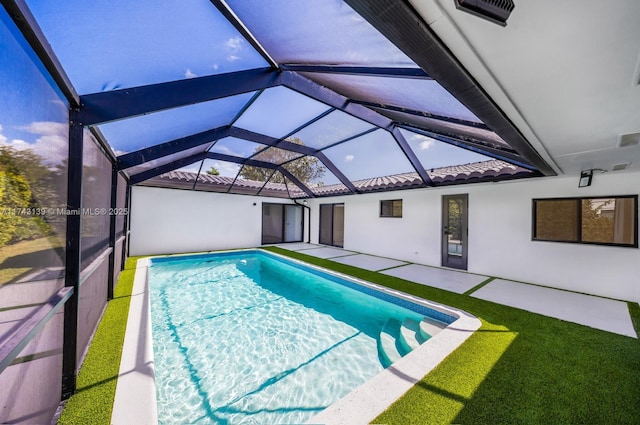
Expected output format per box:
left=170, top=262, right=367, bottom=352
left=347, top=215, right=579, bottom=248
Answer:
left=149, top=250, right=453, bottom=424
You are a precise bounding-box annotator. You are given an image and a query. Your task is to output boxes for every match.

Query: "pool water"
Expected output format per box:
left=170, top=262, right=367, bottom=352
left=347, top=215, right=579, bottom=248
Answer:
left=149, top=251, right=450, bottom=424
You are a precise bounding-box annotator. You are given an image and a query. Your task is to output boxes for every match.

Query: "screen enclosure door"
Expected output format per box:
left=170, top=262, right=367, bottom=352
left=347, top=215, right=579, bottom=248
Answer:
left=442, top=194, right=468, bottom=270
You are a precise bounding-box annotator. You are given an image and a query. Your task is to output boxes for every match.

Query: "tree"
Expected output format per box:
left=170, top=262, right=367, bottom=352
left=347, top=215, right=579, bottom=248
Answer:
left=239, top=138, right=325, bottom=185
left=0, top=146, right=57, bottom=247
left=206, top=166, right=220, bottom=176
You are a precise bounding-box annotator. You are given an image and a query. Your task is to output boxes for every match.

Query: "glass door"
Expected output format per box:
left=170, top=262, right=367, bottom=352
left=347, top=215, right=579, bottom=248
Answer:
left=261, top=203, right=303, bottom=244
left=319, top=203, right=344, bottom=247
left=441, top=194, right=468, bottom=270
left=284, top=204, right=303, bottom=242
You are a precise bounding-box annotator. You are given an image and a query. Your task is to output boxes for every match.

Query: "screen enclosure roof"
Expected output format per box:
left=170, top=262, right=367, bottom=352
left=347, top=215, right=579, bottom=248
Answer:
left=13, top=0, right=553, bottom=198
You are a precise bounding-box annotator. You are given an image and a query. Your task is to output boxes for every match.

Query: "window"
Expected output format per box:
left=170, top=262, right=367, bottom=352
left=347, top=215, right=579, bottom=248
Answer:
left=532, top=196, right=638, bottom=247
left=380, top=199, right=403, bottom=218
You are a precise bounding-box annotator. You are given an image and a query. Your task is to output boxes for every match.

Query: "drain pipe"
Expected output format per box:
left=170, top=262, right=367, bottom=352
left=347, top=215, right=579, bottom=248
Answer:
left=293, top=199, right=311, bottom=243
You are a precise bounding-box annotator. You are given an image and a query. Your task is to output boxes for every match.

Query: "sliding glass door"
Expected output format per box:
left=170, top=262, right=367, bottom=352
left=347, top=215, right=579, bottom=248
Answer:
left=262, top=203, right=303, bottom=244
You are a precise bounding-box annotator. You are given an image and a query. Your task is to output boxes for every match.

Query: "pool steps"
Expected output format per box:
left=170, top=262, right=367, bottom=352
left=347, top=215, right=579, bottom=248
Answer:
left=378, top=317, right=448, bottom=368
left=419, top=316, right=447, bottom=340
left=378, top=319, right=403, bottom=367
left=399, top=318, right=425, bottom=352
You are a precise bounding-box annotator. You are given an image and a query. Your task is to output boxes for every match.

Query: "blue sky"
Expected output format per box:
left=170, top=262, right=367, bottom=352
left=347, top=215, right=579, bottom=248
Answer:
left=27, top=0, right=268, bottom=94
left=8, top=1, right=499, bottom=182
left=0, top=8, right=69, bottom=165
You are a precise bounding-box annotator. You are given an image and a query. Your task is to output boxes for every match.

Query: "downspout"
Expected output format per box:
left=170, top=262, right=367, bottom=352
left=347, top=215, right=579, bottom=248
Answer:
left=293, top=199, right=311, bottom=243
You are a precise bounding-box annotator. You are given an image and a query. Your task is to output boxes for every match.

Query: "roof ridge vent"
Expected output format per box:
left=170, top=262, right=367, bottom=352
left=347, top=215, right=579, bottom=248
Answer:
left=454, top=0, right=515, bottom=26
left=617, top=132, right=640, bottom=148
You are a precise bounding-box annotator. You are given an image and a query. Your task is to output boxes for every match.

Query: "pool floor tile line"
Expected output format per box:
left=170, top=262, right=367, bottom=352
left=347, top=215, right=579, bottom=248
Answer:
left=471, top=279, right=637, bottom=338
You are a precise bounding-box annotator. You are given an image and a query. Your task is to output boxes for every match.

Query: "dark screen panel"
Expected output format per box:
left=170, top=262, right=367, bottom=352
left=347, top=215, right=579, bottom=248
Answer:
left=0, top=7, right=69, bottom=424
left=115, top=173, right=127, bottom=238
left=80, top=131, right=113, bottom=268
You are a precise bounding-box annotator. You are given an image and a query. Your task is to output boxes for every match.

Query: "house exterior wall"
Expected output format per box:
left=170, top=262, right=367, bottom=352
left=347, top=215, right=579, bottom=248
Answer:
left=308, top=171, right=640, bottom=302
left=131, top=171, right=639, bottom=302
left=129, top=186, right=296, bottom=256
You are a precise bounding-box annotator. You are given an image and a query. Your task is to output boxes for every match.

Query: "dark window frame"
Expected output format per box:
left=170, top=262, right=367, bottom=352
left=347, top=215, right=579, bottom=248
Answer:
left=380, top=199, right=403, bottom=218
left=532, top=195, right=638, bottom=248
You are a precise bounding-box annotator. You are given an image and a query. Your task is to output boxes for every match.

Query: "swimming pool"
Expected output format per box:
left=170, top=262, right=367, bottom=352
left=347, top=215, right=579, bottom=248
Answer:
left=147, top=250, right=459, bottom=424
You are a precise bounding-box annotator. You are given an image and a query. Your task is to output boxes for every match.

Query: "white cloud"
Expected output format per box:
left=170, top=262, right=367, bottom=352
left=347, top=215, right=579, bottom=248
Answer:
left=0, top=121, right=69, bottom=166
left=225, top=37, right=244, bottom=62
left=419, top=139, right=434, bottom=150
left=411, top=133, right=435, bottom=150
left=345, top=154, right=355, bottom=162
left=185, top=68, right=197, bottom=79
left=212, top=64, right=219, bottom=70
left=211, top=145, right=239, bottom=157
left=225, top=37, right=243, bottom=51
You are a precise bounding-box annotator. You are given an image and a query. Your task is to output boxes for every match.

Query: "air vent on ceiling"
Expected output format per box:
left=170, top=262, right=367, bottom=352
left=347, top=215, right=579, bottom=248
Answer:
left=454, top=0, right=515, bottom=26
left=617, top=132, right=640, bottom=148
left=611, top=163, right=630, bottom=171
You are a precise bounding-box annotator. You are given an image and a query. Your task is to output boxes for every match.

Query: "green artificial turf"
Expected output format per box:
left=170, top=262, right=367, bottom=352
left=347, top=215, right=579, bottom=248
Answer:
left=57, top=257, right=139, bottom=425
left=57, top=247, right=640, bottom=424
left=263, top=246, right=640, bottom=425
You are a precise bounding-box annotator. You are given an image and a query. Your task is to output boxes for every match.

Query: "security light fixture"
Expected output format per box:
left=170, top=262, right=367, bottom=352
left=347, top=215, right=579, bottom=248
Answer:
left=578, top=170, right=593, bottom=187
left=454, top=0, right=515, bottom=26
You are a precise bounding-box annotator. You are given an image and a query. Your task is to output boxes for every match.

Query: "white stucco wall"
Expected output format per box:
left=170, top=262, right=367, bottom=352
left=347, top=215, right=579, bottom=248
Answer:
left=307, top=171, right=640, bottom=302
left=129, top=186, right=298, bottom=256
left=130, top=171, right=639, bottom=302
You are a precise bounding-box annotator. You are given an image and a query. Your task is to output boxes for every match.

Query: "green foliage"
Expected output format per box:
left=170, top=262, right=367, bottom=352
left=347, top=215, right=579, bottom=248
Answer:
left=0, top=146, right=64, bottom=248
left=239, top=138, right=325, bottom=185
left=0, top=169, right=30, bottom=246
left=206, top=166, right=220, bottom=175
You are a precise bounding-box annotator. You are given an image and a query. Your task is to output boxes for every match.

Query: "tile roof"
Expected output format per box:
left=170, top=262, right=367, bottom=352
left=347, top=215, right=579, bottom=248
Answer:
left=140, top=159, right=534, bottom=197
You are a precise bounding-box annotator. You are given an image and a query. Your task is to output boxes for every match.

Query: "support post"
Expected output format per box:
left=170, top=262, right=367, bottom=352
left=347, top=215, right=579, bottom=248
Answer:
left=123, top=183, right=131, bottom=262
left=62, top=109, right=83, bottom=400
left=107, top=166, right=118, bottom=300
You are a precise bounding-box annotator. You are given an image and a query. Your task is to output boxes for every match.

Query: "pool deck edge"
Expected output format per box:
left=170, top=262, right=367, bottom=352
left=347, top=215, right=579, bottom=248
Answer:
left=111, top=258, right=158, bottom=425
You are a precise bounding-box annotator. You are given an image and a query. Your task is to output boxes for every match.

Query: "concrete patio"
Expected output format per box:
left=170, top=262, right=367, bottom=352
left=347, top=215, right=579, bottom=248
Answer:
left=271, top=244, right=637, bottom=338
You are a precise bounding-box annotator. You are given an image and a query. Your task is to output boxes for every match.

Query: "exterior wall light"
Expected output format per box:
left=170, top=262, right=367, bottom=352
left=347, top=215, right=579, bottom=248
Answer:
left=579, top=170, right=593, bottom=187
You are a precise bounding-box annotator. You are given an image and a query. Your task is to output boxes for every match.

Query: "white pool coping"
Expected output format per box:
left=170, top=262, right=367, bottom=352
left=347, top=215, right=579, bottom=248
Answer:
left=111, top=258, right=158, bottom=425
left=112, top=250, right=480, bottom=425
